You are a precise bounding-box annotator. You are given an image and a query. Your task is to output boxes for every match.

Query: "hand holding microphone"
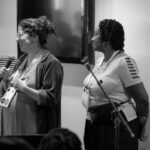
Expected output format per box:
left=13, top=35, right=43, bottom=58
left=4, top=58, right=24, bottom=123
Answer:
left=0, top=57, right=14, bottom=81
left=0, top=67, right=11, bottom=81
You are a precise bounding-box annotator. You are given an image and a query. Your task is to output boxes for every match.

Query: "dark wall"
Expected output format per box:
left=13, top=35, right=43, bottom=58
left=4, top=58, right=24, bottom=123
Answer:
left=17, top=0, right=52, bottom=22
left=17, top=0, right=95, bottom=63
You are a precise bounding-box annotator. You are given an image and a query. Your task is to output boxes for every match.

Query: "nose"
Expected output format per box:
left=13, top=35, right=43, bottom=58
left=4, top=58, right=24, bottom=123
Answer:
left=16, top=34, right=22, bottom=42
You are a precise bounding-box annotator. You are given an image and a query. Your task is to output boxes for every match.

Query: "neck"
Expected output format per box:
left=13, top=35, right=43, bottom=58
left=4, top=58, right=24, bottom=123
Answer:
left=29, top=46, right=42, bottom=57
left=27, top=47, right=43, bottom=63
left=103, top=48, right=116, bottom=62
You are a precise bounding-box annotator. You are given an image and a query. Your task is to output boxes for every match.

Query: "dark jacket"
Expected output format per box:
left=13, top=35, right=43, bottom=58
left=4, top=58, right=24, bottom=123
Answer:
left=14, top=51, right=63, bottom=134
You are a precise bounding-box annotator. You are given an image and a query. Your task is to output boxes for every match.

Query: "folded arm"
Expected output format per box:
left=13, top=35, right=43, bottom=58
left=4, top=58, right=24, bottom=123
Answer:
left=126, top=82, right=149, bottom=141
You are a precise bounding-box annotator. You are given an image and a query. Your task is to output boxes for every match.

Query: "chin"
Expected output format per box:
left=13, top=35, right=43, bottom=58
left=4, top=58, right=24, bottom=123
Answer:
left=20, top=48, right=26, bottom=53
left=20, top=48, right=24, bottom=52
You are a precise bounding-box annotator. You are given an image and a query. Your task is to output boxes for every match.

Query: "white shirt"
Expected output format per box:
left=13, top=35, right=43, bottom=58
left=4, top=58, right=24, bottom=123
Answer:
left=82, top=51, right=142, bottom=110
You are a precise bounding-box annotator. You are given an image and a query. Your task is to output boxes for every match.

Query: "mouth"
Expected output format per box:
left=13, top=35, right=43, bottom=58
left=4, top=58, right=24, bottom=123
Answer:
left=19, top=43, right=24, bottom=50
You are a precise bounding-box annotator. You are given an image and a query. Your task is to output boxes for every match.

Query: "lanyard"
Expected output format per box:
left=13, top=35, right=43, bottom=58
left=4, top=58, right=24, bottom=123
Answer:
left=84, top=50, right=122, bottom=87
left=94, top=50, right=122, bottom=73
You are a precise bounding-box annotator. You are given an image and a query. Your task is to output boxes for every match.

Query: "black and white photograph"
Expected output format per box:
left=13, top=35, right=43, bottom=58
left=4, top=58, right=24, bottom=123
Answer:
left=0, top=0, right=149, bottom=150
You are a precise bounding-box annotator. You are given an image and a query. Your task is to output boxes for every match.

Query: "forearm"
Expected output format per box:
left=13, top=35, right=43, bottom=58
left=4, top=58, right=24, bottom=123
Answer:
left=21, top=85, right=41, bottom=104
left=136, top=95, right=149, bottom=119
left=126, top=83, right=149, bottom=121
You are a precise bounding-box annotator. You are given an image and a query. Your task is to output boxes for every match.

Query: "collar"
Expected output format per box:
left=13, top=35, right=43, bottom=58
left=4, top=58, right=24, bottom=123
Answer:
left=96, top=50, right=122, bottom=67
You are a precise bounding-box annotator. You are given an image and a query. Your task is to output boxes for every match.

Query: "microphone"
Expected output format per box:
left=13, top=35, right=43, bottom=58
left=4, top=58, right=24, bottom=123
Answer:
left=5, top=57, right=15, bottom=68
left=0, top=57, right=15, bottom=81
left=81, top=56, right=91, bottom=70
left=84, top=63, right=91, bottom=71
left=81, top=56, right=88, bottom=64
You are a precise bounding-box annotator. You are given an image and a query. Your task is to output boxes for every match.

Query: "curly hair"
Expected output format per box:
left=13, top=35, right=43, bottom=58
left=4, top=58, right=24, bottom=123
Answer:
left=38, top=128, right=82, bottom=150
left=99, top=19, right=125, bottom=51
left=18, top=16, right=55, bottom=47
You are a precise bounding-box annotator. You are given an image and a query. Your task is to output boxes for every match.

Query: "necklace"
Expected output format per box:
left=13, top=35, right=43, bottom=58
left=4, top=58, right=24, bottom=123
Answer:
left=94, top=50, right=121, bottom=73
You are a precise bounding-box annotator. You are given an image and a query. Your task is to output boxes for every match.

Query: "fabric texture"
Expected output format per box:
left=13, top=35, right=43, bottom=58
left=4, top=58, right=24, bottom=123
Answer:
left=84, top=118, right=139, bottom=150
left=82, top=51, right=141, bottom=109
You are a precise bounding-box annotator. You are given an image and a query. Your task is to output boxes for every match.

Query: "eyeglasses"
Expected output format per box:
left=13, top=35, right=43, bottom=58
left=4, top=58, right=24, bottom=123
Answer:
left=17, top=32, right=29, bottom=41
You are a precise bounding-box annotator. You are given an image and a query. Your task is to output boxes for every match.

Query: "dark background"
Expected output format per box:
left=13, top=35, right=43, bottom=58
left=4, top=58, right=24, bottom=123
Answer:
left=17, top=0, right=95, bottom=64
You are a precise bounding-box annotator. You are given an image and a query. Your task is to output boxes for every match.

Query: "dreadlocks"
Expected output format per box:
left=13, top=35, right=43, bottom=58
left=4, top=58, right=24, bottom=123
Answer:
left=99, top=19, right=125, bottom=51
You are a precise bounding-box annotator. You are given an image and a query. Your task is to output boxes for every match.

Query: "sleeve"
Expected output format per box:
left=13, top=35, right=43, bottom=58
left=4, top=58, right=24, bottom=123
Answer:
left=118, top=56, right=142, bottom=88
left=37, top=59, right=63, bottom=106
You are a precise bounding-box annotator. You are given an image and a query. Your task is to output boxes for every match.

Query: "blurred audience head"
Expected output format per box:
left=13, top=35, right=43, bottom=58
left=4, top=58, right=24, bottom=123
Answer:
left=0, top=137, right=35, bottom=150
left=38, top=128, right=82, bottom=150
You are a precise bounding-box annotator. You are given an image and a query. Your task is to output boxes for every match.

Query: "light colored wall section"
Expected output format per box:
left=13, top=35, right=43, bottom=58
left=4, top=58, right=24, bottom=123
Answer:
left=61, top=63, right=88, bottom=142
left=95, top=0, right=150, bottom=149
left=0, top=0, right=17, bottom=57
left=1, top=1, right=150, bottom=150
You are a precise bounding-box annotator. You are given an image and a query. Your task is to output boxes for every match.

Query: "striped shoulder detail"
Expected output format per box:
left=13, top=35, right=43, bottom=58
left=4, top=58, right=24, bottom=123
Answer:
left=124, top=57, right=139, bottom=79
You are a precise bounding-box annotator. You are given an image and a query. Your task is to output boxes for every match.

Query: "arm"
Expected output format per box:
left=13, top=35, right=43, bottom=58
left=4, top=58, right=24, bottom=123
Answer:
left=126, top=82, right=149, bottom=141
left=126, top=83, right=149, bottom=119
left=118, top=55, right=149, bottom=141
left=36, top=59, right=63, bottom=106
left=2, top=54, right=27, bottom=92
left=16, top=81, right=41, bottom=104
left=13, top=57, right=63, bottom=106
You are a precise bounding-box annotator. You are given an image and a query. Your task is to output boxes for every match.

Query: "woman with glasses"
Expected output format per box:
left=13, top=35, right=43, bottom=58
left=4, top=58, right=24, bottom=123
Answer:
left=1, top=16, right=63, bottom=135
